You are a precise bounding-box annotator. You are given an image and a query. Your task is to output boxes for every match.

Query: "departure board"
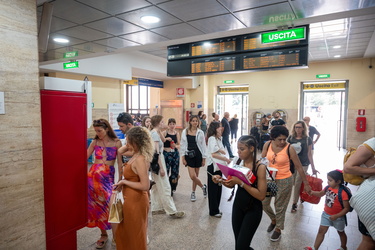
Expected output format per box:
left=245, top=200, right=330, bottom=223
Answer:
left=191, top=38, right=236, bottom=56
left=242, top=47, right=308, bottom=70
left=191, top=57, right=236, bottom=74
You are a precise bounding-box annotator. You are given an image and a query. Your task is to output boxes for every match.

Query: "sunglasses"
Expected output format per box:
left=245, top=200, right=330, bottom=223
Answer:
left=271, top=153, right=277, bottom=164
left=295, top=126, right=303, bottom=129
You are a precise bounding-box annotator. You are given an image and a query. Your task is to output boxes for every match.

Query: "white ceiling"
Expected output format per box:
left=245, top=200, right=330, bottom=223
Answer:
left=37, top=0, right=375, bottom=79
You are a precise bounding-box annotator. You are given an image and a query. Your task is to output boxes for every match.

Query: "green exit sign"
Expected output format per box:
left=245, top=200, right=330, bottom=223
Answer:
left=316, top=74, right=331, bottom=79
left=261, top=27, right=306, bottom=44
left=224, top=80, right=235, bottom=84
left=63, top=51, right=78, bottom=58
left=63, top=61, right=79, bottom=69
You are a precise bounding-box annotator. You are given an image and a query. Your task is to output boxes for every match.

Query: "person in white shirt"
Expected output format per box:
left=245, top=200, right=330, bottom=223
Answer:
left=206, top=122, right=231, bottom=217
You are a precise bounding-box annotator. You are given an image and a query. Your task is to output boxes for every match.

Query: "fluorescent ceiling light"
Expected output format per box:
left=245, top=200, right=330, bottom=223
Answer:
left=333, top=45, right=341, bottom=49
left=53, top=38, right=69, bottom=43
left=334, top=55, right=341, bottom=58
left=141, top=16, right=160, bottom=23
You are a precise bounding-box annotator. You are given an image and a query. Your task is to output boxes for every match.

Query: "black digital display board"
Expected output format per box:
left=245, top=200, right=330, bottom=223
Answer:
left=167, top=25, right=309, bottom=76
left=167, top=46, right=308, bottom=76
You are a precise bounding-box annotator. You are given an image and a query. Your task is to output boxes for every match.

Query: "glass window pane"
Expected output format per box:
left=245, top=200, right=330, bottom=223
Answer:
left=139, top=86, right=148, bottom=109
left=131, top=85, right=139, bottom=109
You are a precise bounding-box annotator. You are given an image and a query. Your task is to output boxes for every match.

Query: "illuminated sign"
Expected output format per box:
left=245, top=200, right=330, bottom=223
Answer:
left=303, top=82, right=346, bottom=90
left=261, top=27, right=306, bottom=44
left=63, top=61, right=79, bottom=69
left=63, top=51, right=78, bottom=58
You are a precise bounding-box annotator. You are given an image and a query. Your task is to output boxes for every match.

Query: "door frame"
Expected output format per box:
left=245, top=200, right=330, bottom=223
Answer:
left=299, top=80, right=349, bottom=149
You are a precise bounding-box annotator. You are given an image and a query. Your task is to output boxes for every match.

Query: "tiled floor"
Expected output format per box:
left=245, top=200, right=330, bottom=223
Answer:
left=78, top=142, right=363, bottom=250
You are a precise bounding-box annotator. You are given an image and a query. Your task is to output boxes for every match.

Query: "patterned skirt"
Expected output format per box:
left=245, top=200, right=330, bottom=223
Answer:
left=87, top=163, right=115, bottom=230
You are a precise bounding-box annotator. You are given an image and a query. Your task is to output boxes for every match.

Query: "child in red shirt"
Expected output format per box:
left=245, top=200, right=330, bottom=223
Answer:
left=305, top=170, right=351, bottom=250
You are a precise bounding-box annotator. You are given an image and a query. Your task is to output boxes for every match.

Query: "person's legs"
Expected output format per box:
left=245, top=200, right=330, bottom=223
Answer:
left=222, top=135, right=234, bottom=157
left=235, top=205, right=262, bottom=250
left=292, top=165, right=308, bottom=210
left=262, top=196, right=276, bottom=230
left=274, top=177, right=293, bottom=231
left=337, top=230, right=347, bottom=250
left=357, top=235, right=375, bottom=250
left=313, top=225, right=329, bottom=249
left=207, top=164, right=222, bottom=215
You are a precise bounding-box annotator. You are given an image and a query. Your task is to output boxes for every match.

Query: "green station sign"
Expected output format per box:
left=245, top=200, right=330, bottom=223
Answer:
left=63, top=61, right=79, bottom=69
left=224, top=80, right=235, bottom=84
left=63, top=51, right=78, bottom=58
left=316, top=74, right=331, bottom=79
left=261, top=27, right=306, bottom=44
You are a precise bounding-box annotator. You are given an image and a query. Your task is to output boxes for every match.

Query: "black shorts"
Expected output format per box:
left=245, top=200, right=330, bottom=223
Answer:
left=185, top=149, right=203, bottom=168
left=358, top=217, right=371, bottom=237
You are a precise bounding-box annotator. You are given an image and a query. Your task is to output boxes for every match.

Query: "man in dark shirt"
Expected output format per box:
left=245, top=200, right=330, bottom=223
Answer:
left=221, top=112, right=235, bottom=158
left=117, top=112, right=134, bottom=163
left=269, top=111, right=286, bottom=130
left=303, top=116, right=321, bottom=151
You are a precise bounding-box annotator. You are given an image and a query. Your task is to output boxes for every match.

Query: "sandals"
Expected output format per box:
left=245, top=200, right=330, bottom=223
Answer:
left=96, top=234, right=108, bottom=249
left=291, top=203, right=298, bottom=213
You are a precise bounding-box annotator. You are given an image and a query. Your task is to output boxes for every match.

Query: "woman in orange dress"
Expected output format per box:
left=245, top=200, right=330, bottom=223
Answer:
left=113, top=126, right=154, bottom=250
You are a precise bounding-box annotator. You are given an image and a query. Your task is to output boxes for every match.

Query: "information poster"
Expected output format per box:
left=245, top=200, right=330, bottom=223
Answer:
left=108, top=103, right=124, bottom=130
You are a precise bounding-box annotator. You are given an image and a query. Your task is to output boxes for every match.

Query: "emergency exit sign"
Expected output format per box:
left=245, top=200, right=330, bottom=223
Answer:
left=224, top=80, right=235, bottom=84
left=63, top=61, right=79, bottom=69
left=261, top=27, right=306, bottom=44
left=316, top=74, right=331, bottom=79
left=63, top=51, right=78, bottom=58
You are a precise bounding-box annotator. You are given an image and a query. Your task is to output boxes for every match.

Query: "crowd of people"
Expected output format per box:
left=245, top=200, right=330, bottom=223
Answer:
left=86, top=111, right=374, bottom=250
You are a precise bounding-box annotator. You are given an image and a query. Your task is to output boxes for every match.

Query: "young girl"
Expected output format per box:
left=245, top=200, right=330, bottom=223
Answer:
left=214, top=135, right=267, bottom=250
left=305, top=170, right=350, bottom=250
left=162, top=118, right=181, bottom=195
left=180, top=115, right=208, bottom=202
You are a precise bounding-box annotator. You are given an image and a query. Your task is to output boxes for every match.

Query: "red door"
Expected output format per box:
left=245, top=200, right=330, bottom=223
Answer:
left=41, top=90, right=87, bottom=249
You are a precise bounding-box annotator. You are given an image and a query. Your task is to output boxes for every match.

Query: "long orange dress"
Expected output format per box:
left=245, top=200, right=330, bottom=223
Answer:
left=115, top=160, right=149, bottom=250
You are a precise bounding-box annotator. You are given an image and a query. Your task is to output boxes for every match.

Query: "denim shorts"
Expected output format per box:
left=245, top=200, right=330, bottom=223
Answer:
left=320, top=211, right=346, bottom=232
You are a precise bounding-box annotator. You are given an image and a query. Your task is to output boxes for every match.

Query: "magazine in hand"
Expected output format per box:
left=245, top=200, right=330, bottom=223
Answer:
left=217, top=163, right=256, bottom=185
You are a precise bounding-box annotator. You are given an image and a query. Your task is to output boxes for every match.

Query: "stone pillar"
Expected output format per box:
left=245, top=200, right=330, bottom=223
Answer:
left=0, top=0, right=46, bottom=248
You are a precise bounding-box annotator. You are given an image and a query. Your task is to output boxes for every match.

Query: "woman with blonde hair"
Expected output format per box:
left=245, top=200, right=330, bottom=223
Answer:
left=181, top=115, right=208, bottom=202
left=287, top=121, right=318, bottom=213
left=113, top=126, right=154, bottom=250
left=87, top=119, right=122, bottom=248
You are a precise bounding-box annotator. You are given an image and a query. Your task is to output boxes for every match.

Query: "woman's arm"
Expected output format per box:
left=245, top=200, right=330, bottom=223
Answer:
left=115, top=140, right=123, bottom=182
left=344, top=145, right=375, bottom=176
left=307, top=140, right=319, bottom=174
left=180, top=129, right=187, bottom=166
left=113, top=156, right=150, bottom=191
left=261, top=141, right=271, bottom=158
left=290, top=145, right=312, bottom=194
left=244, top=164, right=267, bottom=201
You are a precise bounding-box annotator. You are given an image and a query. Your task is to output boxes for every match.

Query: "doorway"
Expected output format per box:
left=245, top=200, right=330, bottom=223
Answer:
left=300, top=81, right=348, bottom=150
left=216, top=86, right=249, bottom=137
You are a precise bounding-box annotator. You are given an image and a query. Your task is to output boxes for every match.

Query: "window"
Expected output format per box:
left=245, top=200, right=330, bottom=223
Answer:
left=126, top=84, right=150, bottom=115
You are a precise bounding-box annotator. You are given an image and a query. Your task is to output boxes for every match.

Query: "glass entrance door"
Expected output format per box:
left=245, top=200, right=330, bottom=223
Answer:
left=301, top=85, right=347, bottom=149
left=216, top=94, right=248, bottom=137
